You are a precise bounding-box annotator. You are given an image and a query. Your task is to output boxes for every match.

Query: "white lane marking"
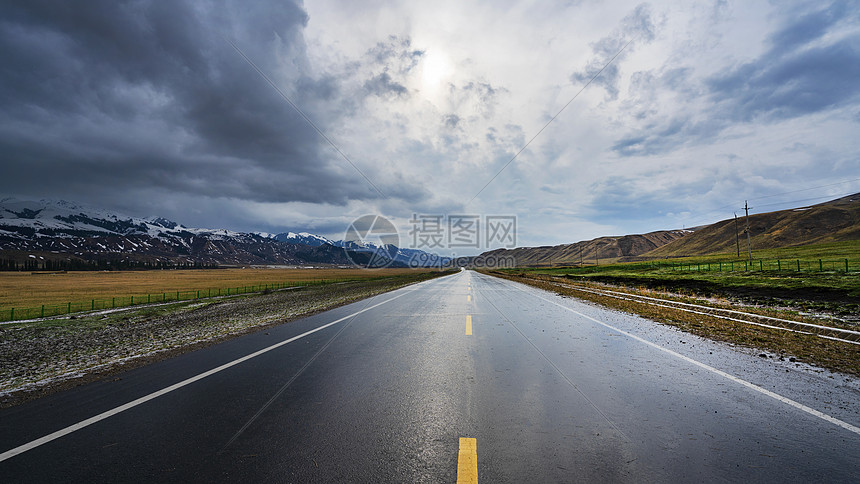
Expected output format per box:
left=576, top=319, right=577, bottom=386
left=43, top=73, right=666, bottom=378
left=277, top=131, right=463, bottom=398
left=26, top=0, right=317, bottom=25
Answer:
left=506, top=280, right=860, bottom=437
left=545, top=281, right=860, bottom=345
left=592, top=286, right=860, bottom=337
left=0, top=289, right=415, bottom=462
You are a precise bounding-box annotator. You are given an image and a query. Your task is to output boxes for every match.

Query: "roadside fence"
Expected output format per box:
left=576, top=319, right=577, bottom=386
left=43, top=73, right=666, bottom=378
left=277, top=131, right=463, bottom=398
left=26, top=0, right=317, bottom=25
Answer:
left=1, top=279, right=352, bottom=323
left=664, top=258, right=855, bottom=274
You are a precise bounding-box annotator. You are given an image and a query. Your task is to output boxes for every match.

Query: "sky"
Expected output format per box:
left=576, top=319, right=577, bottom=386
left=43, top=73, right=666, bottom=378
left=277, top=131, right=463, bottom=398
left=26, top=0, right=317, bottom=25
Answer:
left=1, top=0, right=859, bottom=256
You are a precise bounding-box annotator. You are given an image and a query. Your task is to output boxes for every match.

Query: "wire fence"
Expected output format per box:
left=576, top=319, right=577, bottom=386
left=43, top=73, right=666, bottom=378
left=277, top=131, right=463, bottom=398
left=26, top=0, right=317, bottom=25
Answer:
left=1, top=279, right=355, bottom=323
left=663, top=258, right=854, bottom=274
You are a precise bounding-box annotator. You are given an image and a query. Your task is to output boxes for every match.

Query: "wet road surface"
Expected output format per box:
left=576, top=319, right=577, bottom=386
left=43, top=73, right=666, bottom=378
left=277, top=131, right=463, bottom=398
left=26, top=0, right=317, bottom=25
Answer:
left=1, top=270, right=859, bottom=482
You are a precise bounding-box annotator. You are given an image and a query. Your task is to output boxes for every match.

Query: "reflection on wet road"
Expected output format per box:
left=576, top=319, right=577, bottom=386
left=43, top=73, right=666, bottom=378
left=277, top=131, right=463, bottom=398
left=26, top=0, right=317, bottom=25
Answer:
left=1, top=270, right=859, bottom=481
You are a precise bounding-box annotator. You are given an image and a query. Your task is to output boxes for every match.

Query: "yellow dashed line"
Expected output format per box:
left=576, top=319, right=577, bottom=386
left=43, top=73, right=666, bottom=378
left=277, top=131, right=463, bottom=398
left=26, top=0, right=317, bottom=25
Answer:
left=467, top=294, right=471, bottom=302
left=465, top=315, right=472, bottom=335
left=457, top=437, right=478, bottom=483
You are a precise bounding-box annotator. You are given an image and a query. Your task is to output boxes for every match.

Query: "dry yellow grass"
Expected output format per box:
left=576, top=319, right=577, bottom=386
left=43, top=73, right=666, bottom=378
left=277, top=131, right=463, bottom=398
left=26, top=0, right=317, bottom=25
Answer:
left=0, top=268, right=434, bottom=309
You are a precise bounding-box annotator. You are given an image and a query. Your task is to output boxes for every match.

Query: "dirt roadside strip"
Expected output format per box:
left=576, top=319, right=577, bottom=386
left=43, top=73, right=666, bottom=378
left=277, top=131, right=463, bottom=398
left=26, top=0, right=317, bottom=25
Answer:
left=544, top=281, right=860, bottom=345
left=0, top=271, right=452, bottom=408
left=486, top=271, right=860, bottom=377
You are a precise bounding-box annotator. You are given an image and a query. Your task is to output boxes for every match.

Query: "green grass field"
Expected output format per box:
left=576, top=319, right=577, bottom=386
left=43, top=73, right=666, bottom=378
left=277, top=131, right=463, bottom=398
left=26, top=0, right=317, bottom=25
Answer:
left=506, top=240, right=860, bottom=314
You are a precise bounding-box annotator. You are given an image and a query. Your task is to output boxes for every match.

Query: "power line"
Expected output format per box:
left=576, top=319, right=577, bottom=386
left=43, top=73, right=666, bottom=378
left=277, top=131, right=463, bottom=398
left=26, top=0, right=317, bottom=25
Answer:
left=746, top=177, right=860, bottom=203
left=675, top=177, right=860, bottom=229
left=678, top=189, right=859, bottom=230
left=744, top=200, right=752, bottom=262
left=467, top=39, right=633, bottom=205
left=685, top=177, right=860, bottom=221
left=753, top=191, right=857, bottom=210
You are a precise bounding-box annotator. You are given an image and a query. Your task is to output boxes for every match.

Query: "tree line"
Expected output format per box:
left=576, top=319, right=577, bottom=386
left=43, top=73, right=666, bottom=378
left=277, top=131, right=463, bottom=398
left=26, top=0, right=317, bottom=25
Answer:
left=0, top=258, right=219, bottom=271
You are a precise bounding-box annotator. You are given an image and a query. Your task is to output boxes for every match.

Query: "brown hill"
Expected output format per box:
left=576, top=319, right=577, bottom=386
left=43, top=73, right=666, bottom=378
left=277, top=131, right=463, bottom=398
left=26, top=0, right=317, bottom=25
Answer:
left=480, top=230, right=689, bottom=267
left=644, top=193, right=860, bottom=258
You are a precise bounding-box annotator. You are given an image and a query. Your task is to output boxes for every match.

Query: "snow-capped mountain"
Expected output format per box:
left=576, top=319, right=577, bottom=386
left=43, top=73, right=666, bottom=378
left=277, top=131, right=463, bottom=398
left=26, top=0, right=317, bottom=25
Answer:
left=272, top=232, right=334, bottom=247
left=336, top=240, right=446, bottom=267
left=267, top=231, right=446, bottom=267
left=0, top=198, right=442, bottom=269
left=0, top=197, right=246, bottom=240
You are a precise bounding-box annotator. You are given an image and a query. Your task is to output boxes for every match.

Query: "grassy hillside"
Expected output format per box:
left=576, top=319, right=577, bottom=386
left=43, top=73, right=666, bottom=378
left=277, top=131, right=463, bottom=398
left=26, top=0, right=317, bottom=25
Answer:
left=481, top=230, right=688, bottom=267
left=645, top=193, right=860, bottom=258
left=480, top=194, right=859, bottom=268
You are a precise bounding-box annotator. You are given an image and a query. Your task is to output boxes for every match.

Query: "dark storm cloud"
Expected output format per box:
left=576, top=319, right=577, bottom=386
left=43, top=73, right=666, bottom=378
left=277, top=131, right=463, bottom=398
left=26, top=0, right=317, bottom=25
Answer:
left=611, top=116, right=698, bottom=157
left=613, top=1, right=860, bottom=157
left=363, top=72, right=408, bottom=98
left=357, top=35, right=421, bottom=100
left=767, top=1, right=849, bottom=58
left=706, top=38, right=860, bottom=122
left=0, top=0, right=396, bottom=210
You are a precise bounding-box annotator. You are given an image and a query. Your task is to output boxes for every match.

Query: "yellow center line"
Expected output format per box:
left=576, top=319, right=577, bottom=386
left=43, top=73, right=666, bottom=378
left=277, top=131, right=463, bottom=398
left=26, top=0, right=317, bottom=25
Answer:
left=467, top=294, right=471, bottom=302
left=457, top=437, right=478, bottom=483
left=465, top=315, right=472, bottom=335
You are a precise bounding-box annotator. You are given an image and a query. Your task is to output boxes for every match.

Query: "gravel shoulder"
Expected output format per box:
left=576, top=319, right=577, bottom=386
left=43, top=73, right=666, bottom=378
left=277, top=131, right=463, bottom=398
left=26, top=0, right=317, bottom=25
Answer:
left=0, top=271, right=450, bottom=407
left=487, top=271, right=860, bottom=377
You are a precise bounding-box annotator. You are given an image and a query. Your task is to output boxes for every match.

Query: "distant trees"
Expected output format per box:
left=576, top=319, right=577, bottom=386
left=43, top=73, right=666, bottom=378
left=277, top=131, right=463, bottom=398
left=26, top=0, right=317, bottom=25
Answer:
left=0, top=257, right=219, bottom=271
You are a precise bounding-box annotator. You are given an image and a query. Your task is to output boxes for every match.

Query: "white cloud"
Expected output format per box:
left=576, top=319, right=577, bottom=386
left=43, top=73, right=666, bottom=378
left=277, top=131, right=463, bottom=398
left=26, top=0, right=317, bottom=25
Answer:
left=2, top=0, right=858, bottom=255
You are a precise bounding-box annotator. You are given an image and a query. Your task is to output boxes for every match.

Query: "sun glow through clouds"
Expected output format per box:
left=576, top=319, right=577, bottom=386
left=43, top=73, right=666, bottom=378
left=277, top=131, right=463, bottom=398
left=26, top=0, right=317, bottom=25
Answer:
left=420, top=49, right=453, bottom=98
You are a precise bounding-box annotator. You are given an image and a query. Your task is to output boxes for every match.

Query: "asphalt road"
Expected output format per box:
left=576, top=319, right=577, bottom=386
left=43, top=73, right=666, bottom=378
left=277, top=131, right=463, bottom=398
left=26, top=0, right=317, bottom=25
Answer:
left=1, top=270, right=859, bottom=482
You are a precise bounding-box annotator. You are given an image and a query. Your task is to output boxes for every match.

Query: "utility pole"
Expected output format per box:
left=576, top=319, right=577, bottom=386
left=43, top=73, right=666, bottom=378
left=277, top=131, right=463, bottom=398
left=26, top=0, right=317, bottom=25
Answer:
left=734, top=212, right=740, bottom=257
left=744, top=201, right=752, bottom=263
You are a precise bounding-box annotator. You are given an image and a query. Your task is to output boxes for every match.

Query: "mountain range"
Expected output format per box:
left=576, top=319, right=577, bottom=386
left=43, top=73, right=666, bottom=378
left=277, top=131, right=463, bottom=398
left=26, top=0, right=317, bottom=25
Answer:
left=477, top=193, right=860, bottom=267
left=477, top=229, right=691, bottom=267
left=2, top=193, right=857, bottom=270
left=644, top=192, right=860, bottom=258
left=0, top=198, right=443, bottom=269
